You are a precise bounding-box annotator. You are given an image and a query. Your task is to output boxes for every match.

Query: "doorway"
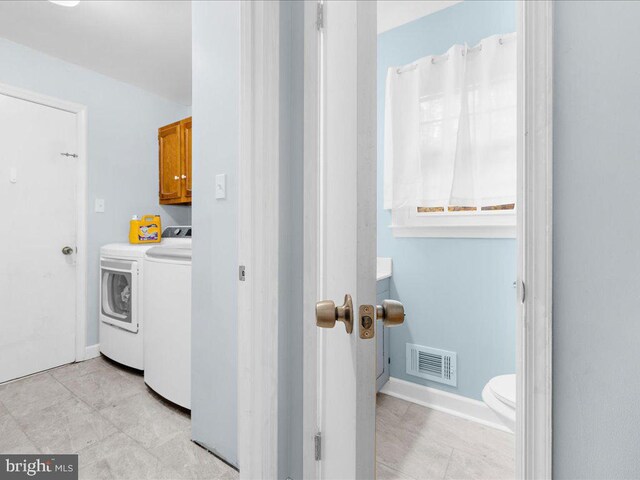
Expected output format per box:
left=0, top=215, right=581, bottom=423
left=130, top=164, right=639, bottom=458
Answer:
left=295, top=1, right=552, bottom=479
left=375, top=1, right=517, bottom=478
left=0, top=87, right=87, bottom=383
left=237, top=1, right=552, bottom=478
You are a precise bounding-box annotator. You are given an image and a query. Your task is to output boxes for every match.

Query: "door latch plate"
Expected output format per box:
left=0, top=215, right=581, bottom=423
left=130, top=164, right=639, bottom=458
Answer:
left=359, top=304, right=375, bottom=339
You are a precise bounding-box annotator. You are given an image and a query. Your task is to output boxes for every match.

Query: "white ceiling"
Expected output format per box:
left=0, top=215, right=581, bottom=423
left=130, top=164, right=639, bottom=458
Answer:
left=377, top=0, right=463, bottom=33
left=0, top=0, right=192, bottom=105
left=0, top=1, right=459, bottom=105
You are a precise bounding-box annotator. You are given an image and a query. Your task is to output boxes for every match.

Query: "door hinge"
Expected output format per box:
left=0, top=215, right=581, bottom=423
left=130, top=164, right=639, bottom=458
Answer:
left=316, top=2, right=324, bottom=31
left=239, top=265, right=246, bottom=282
left=314, top=432, right=322, bottom=461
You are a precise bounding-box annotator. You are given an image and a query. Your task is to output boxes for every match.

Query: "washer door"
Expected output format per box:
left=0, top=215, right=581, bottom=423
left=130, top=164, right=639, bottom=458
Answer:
left=100, top=259, right=138, bottom=333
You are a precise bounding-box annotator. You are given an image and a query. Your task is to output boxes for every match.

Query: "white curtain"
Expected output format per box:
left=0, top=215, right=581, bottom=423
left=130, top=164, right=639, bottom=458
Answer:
left=384, top=33, right=517, bottom=210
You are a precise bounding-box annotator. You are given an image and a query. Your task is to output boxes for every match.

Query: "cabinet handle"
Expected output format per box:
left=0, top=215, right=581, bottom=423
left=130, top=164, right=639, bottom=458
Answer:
left=174, top=176, right=180, bottom=180
left=181, top=175, right=187, bottom=179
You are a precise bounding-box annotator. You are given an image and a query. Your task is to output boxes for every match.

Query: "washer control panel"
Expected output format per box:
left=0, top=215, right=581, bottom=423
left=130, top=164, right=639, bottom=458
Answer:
left=162, top=225, right=192, bottom=238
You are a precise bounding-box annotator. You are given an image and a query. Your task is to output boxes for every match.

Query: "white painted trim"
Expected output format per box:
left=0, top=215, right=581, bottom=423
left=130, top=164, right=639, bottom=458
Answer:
left=0, top=82, right=88, bottom=363
left=380, top=377, right=512, bottom=433
left=391, top=206, right=517, bottom=238
left=75, top=108, right=88, bottom=362
left=84, top=344, right=101, bottom=360
left=0, top=83, right=85, bottom=114
left=516, top=2, right=553, bottom=479
left=237, top=2, right=280, bottom=479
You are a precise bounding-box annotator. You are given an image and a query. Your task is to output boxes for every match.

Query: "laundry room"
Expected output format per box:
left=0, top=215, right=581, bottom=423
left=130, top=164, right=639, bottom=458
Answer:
left=0, top=1, right=237, bottom=478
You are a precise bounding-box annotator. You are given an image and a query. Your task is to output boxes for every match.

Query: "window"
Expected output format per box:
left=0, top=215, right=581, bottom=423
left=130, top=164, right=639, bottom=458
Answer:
left=384, top=33, right=517, bottom=238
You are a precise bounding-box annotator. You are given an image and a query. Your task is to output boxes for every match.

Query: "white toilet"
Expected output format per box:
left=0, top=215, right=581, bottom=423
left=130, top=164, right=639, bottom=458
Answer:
left=482, top=374, right=516, bottom=432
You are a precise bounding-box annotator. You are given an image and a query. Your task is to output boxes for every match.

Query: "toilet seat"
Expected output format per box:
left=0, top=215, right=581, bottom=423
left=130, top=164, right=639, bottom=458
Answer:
left=482, top=374, right=516, bottom=432
left=488, top=374, right=515, bottom=408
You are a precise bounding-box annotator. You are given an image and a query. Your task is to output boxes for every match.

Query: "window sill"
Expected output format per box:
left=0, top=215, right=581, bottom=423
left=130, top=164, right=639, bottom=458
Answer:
left=389, top=207, right=516, bottom=238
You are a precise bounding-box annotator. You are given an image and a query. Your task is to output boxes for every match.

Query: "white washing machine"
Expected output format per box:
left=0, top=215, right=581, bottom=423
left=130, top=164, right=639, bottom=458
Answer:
left=143, top=226, right=192, bottom=409
left=99, top=226, right=190, bottom=370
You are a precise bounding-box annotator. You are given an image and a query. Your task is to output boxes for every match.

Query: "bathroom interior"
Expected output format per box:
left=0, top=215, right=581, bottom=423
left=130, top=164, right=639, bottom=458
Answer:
left=375, top=1, right=517, bottom=479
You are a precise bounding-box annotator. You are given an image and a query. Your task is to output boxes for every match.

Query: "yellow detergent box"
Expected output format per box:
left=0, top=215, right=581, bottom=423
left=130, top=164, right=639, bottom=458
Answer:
left=129, top=214, right=162, bottom=244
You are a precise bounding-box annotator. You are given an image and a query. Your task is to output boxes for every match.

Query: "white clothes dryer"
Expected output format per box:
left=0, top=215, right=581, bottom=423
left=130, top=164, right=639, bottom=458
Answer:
left=99, top=226, right=190, bottom=370
left=143, top=226, right=192, bottom=409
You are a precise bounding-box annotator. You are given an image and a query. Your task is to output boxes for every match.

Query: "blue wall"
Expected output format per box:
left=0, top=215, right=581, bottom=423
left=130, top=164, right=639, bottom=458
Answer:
left=378, top=1, right=517, bottom=400
left=190, top=0, right=239, bottom=467
left=554, top=1, right=640, bottom=477
left=0, top=38, right=191, bottom=346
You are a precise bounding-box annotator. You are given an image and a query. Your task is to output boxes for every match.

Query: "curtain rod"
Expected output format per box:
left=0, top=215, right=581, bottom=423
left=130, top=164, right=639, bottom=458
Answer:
left=395, top=36, right=508, bottom=75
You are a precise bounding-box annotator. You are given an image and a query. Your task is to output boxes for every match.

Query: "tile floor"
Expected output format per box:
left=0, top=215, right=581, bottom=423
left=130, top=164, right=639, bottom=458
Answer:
left=0, top=356, right=238, bottom=480
left=0, top=358, right=513, bottom=480
left=376, top=393, right=515, bottom=480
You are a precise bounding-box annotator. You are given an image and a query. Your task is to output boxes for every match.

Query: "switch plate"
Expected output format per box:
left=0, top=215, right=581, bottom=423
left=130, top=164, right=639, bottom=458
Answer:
left=215, top=174, right=226, bottom=199
left=94, top=198, right=105, bottom=213
left=9, top=167, right=17, bottom=184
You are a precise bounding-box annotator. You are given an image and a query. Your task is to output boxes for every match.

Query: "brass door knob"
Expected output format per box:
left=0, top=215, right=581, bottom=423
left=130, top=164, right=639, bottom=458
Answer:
left=376, top=299, right=405, bottom=327
left=315, top=294, right=354, bottom=334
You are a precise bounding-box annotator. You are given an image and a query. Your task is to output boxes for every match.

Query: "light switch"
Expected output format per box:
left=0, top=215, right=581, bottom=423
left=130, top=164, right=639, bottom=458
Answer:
left=216, top=174, right=226, bottom=199
left=95, top=198, right=105, bottom=213
left=9, top=167, right=17, bottom=184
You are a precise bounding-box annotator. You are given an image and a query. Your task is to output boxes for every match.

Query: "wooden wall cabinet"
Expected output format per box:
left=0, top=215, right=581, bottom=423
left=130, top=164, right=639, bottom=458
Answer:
left=158, top=117, right=192, bottom=205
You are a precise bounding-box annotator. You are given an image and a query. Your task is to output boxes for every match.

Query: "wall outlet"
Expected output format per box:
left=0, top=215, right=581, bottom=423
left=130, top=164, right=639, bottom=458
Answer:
left=95, top=198, right=105, bottom=213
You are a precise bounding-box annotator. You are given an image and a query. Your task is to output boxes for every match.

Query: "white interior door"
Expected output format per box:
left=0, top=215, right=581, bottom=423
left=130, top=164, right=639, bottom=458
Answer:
left=0, top=93, right=78, bottom=383
left=305, top=1, right=377, bottom=478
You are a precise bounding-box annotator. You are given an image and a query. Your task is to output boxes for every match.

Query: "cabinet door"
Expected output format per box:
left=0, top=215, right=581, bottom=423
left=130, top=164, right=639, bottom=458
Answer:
left=158, top=121, right=182, bottom=203
left=181, top=117, right=192, bottom=199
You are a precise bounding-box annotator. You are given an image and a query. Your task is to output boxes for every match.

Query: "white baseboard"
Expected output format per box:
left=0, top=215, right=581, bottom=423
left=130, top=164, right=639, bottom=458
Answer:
left=84, top=344, right=101, bottom=360
left=380, top=377, right=511, bottom=433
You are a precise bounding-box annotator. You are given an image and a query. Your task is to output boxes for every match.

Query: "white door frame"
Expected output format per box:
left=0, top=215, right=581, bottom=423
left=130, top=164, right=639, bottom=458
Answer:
left=238, top=1, right=553, bottom=478
left=517, top=2, right=553, bottom=478
left=237, top=1, right=280, bottom=479
left=0, top=82, right=88, bottom=363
